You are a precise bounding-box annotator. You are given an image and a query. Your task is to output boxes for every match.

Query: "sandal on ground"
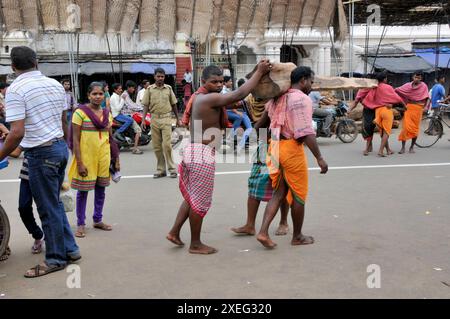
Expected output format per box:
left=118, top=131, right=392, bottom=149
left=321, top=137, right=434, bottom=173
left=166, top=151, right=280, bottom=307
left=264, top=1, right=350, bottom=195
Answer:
left=75, top=226, right=86, bottom=238
left=93, top=222, right=112, bottom=231
left=24, top=262, right=65, bottom=278
left=31, top=238, right=44, bottom=254
left=132, top=149, right=143, bottom=155
left=169, top=172, right=178, bottom=178
left=153, top=172, right=167, bottom=179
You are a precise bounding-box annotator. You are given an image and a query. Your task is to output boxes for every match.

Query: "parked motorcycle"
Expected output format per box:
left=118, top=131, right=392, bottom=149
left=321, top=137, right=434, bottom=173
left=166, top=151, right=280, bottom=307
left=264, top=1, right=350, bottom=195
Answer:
left=313, top=102, right=358, bottom=143
left=112, top=113, right=183, bottom=150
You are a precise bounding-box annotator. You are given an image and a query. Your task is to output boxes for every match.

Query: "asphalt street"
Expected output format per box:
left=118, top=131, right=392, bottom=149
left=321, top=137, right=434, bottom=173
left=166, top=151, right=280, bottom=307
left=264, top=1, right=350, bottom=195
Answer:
left=0, top=128, right=449, bottom=299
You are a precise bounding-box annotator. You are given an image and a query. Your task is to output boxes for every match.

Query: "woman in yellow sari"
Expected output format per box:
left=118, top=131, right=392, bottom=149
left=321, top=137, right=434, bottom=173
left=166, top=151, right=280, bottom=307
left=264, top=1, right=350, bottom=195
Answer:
left=68, top=82, right=120, bottom=238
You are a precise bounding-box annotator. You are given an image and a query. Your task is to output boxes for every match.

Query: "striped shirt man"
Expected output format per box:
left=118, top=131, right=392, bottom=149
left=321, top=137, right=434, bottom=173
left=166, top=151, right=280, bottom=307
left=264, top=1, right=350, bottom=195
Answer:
left=5, top=71, right=68, bottom=149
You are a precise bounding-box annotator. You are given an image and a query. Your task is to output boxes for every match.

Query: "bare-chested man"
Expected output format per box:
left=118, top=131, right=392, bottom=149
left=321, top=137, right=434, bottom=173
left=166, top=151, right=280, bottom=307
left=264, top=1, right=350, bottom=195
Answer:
left=166, top=60, right=272, bottom=254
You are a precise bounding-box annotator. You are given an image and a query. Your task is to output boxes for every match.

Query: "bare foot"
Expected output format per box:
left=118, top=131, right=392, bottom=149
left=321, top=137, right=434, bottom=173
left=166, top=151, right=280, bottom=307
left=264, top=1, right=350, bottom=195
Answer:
left=409, top=149, right=415, bottom=154
left=398, top=149, right=405, bottom=154
left=166, top=233, right=185, bottom=246
left=189, top=244, right=218, bottom=255
left=291, top=235, right=315, bottom=246
left=363, top=150, right=369, bottom=156
left=231, top=225, right=256, bottom=236
left=275, top=224, right=289, bottom=236
left=377, top=153, right=386, bottom=157
left=256, top=234, right=277, bottom=249
left=387, top=150, right=394, bottom=155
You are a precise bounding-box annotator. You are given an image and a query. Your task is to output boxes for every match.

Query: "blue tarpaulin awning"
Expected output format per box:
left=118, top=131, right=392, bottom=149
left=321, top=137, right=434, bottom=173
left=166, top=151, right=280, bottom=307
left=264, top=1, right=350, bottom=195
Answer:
left=366, top=55, right=435, bottom=73
left=130, top=63, right=176, bottom=74
left=414, top=48, right=450, bottom=69
left=0, top=62, right=176, bottom=76
left=80, top=62, right=176, bottom=76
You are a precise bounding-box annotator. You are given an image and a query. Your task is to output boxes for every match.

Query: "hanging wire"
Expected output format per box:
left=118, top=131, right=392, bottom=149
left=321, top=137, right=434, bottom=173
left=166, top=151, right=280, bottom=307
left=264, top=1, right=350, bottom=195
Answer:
left=105, top=33, right=117, bottom=83
left=364, top=23, right=370, bottom=75
left=370, top=25, right=387, bottom=74
left=434, top=13, right=442, bottom=79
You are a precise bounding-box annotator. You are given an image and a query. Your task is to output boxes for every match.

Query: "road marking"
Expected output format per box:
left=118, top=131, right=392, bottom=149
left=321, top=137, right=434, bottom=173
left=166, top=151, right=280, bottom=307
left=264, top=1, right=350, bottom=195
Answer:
left=1, top=162, right=449, bottom=184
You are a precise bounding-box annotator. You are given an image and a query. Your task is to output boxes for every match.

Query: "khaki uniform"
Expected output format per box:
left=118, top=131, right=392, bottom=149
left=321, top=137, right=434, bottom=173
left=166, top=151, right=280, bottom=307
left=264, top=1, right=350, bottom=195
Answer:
left=142, top=84, right=177, bottom=174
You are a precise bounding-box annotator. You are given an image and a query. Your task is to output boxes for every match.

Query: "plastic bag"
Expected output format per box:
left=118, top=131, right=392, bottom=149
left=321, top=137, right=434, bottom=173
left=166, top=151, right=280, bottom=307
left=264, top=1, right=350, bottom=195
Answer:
left=60, top=190, right=75, bottom=213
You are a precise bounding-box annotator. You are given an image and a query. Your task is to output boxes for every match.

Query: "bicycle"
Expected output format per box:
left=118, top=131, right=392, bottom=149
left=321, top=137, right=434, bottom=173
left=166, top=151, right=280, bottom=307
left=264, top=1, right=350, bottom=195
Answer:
left=415, top=103, right=450, bottom=148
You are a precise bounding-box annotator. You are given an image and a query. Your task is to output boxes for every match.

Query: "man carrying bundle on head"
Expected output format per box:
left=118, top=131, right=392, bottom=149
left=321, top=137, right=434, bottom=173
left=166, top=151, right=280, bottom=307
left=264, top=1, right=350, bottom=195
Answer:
left=167, top=60, right=272, bottom=255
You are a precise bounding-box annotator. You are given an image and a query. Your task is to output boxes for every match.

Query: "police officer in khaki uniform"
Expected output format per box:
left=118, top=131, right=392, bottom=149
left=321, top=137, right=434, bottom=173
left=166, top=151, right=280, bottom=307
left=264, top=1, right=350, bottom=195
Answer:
left=141, top=68, right=181, bottom=178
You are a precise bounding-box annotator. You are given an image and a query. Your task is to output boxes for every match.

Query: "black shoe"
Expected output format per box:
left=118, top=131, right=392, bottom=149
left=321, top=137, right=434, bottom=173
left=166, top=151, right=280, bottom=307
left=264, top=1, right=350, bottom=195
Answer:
left=153, top=172, right=167, bottom=179
left=67, top=253, right=82, bottom=263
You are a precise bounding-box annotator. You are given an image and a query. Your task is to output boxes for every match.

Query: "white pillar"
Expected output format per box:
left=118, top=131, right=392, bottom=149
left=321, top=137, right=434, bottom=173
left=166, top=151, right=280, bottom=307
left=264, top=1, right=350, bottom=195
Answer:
left=324, top=46, right=331, bottom=76
left=312, top=47, right=319, bottom=74
left=318, top=46, right=325, bottom=76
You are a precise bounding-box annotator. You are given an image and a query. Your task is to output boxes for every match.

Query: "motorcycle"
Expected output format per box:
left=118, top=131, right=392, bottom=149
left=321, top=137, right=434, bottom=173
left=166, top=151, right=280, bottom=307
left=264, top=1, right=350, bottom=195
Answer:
left=112, top=112, right=183, bottom=150
left=313, top=101, right=358, bottom=143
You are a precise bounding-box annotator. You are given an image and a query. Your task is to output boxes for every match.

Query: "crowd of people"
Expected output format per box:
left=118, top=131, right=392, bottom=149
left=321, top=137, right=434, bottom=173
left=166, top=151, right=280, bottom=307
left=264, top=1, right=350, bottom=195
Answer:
left=0, top=45, right=449, bottom=277
left=349, top=72, right=449, bottom=156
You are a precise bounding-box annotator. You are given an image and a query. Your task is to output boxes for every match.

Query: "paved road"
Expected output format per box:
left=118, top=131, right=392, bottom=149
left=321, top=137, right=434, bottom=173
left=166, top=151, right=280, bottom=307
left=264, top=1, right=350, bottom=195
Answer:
left=0, top=129, right=449, bottom=299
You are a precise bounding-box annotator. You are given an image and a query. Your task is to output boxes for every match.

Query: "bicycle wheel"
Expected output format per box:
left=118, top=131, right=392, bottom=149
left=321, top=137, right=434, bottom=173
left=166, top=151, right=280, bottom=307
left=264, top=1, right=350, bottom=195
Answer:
left=0, top=203, right=10, bottom=259
left=336, top=120, right=358, bottom=143
left=415, top=117, right=443, bottom=148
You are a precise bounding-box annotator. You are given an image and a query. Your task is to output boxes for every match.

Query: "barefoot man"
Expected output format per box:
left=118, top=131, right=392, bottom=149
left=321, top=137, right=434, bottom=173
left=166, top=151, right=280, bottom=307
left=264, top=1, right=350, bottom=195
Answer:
left=351, top=72, right=405, bottom=157
left=255, top=66, right=328, bottom=249
left=395, top=71, right=430, bottom=154
left=167, top=60, right=272, bottom=254
left=231, top=101, right=290, bottom=237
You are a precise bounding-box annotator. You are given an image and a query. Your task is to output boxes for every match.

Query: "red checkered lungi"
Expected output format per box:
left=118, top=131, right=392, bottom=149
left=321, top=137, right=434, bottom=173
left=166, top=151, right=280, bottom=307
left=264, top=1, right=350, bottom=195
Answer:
left=179, top=143, right=216, bottom=217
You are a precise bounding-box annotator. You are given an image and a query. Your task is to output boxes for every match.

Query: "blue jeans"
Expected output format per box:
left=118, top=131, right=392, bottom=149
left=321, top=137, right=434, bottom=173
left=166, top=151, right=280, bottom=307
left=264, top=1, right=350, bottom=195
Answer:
left=227, top=111, right=253, bottom=150
left=114, top=114, right=134, bottom=133
left=18, top=179, right=44, bottom=240
left=25, top=140, right=79, bottom=267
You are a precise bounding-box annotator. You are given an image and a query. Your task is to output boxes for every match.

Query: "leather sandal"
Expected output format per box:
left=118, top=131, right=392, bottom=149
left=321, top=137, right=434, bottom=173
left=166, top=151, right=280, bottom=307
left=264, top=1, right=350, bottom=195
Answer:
left=153, top=172, right=167, bottom=179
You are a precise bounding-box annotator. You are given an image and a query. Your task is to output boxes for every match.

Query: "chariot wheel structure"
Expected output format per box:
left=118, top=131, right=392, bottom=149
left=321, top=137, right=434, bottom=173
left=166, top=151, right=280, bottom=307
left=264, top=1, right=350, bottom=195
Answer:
left=0, top=203, right=10, bottom=260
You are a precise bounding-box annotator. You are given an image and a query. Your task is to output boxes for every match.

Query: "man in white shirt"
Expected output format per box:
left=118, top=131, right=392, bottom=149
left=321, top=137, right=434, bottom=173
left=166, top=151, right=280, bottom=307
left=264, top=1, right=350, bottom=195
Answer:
left=183, top=69, right=192, bottom=84
left=0, top=46, right=80, bottom=278
left=110, top=82, right=143, bottom=154
left=136, top=79, right=150, bottom=107
left=110, top=83, right=134, bottom=139
left=61, top=79, right=76, bottom=124
left=309, top=90, right=335, bottom=137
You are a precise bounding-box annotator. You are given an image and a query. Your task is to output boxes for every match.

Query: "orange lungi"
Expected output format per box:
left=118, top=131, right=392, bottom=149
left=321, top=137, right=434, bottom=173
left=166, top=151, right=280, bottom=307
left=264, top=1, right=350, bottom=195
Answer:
left=374, top=106, right=394, bottom=135
left=398, top=103, right=423, bottom=141
left=267, top=139, right=308, bottom=206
